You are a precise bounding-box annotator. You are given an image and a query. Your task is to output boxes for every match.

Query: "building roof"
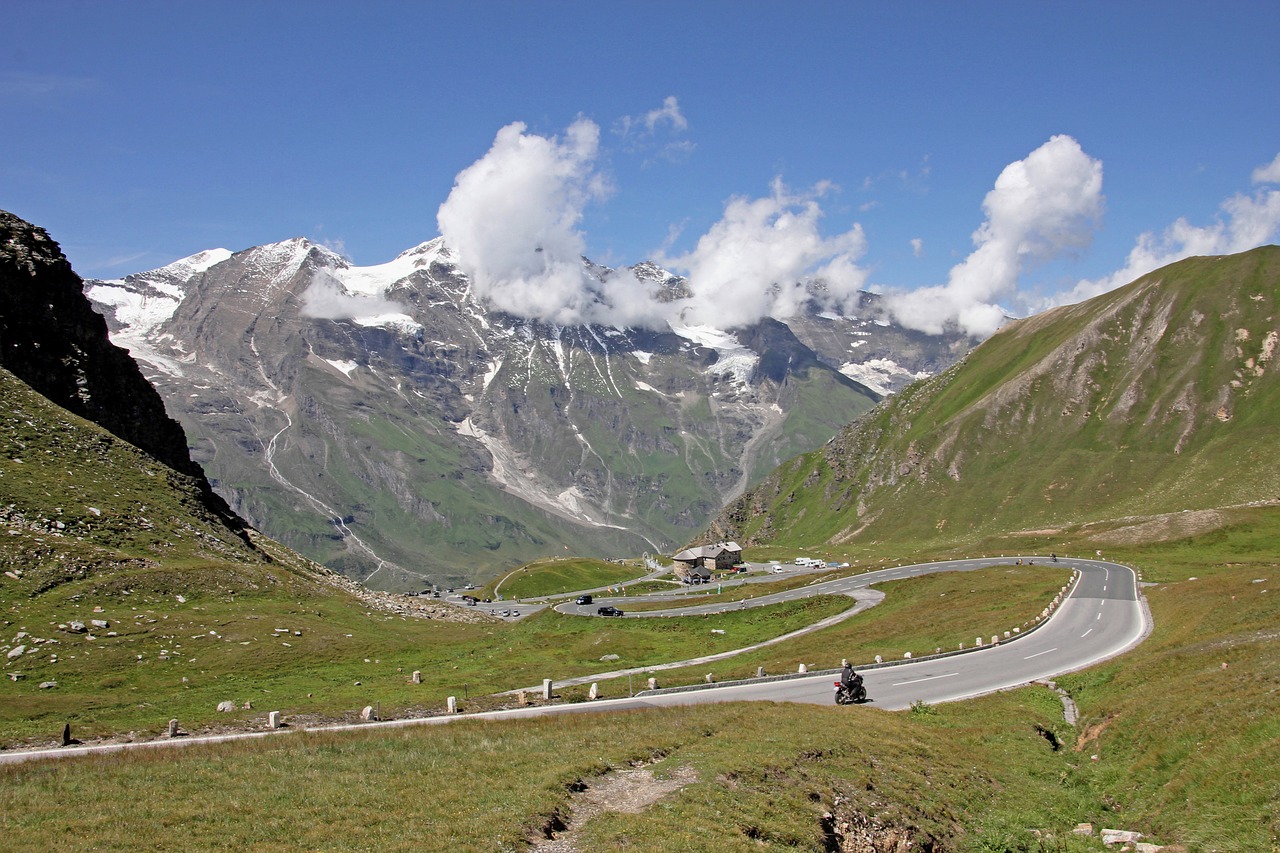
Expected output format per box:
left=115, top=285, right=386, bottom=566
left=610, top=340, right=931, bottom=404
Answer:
left=673, top=542, right=742, bottom=562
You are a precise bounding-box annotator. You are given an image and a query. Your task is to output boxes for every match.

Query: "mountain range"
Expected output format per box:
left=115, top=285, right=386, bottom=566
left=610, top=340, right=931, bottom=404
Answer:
left=84, top=235, right=967, bottom=590
left=707, top=245, right=1280, bottom=551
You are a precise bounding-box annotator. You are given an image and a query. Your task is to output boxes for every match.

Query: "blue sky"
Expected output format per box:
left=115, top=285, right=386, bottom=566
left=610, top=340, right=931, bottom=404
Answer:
left=4, top=1, right=1278, bottom=336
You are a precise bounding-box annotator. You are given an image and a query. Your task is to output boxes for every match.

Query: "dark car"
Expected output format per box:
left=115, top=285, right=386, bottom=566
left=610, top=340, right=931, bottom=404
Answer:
left=597, top=606, right=624, bottom=617
left=576, top=594, right=593, bottom=605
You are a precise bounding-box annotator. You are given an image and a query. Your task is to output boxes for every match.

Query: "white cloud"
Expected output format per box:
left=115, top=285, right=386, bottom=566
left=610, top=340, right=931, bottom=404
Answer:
left=660, top=179, right=869, bottom=328
left=1252, top=152, right=1280, bottom=185
left=910, top=237, right=924, bottom=258
left=614, top=96, right=694, bottom=164
left=1056, top=149, right=1280, bottom=306
left=301, top=270, right=411, bottom=320
left=880, top=135, right=1104, bottom=337
left=643, top=95, right=687, bottom=133
left=435, top=118, right=672, bottom=327
left=616, top=95, right=688, bottom=137
left=436, top=118, right=871, bottom=331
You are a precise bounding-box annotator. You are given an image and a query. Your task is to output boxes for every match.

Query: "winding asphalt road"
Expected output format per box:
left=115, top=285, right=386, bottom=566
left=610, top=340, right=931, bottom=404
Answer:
left=0, top=557, right=1148, bottom=765
left=528, top=556, right=1148, bottom=709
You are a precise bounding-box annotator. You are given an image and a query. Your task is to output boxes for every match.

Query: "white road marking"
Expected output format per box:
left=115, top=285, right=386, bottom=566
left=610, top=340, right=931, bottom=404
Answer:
left=1081, top=628, right=1093, bottom=638
left=893, top=672, right=959, bottom=686
left=1023, top=647, right=1058, bottom=660
left=1097, top=612, right=1102, bottom=620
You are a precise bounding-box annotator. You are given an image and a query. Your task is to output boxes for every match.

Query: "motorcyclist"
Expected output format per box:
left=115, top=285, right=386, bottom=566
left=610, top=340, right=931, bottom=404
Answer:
left=836, top=661, right=864, bottom=704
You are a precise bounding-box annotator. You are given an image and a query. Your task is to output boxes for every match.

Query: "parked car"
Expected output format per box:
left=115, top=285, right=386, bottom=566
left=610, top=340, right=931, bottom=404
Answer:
left=576, top=594, right=593, bottom=605
left=597, top=606, right=624, bottom=617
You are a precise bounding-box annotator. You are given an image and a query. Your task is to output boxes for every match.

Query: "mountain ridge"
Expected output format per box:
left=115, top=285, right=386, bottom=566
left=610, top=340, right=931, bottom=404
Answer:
left=706, top=246, right=1280, bottom=550
left=85, top=233, right=968, bottom=589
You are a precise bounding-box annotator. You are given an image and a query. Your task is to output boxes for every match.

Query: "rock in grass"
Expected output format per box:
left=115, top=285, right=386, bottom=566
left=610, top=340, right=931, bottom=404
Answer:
left=216, top=700, right=235, bottom=712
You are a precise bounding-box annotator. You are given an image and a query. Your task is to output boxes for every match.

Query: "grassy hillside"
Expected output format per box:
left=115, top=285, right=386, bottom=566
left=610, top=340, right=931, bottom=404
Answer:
left=487, top=557, right=650, bottom=599
left=2, top=513, right=1275, bottom=851
left=711, top=247, right=1280, bottom=551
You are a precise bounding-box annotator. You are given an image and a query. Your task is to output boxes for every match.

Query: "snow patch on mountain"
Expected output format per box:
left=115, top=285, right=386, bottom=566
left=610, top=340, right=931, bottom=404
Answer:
left=324, top=358, right=359, bottom=378
left=839, top=358, right=930, bottom=396
left=167, top=248, right=233, bottom=278
left=352, top=313, right=423, bottom=334
left=333, top=238, right=448, bottom=296
left=89, top=280, right=181, bottom=337
left=671, top=322, right=759, bottom=386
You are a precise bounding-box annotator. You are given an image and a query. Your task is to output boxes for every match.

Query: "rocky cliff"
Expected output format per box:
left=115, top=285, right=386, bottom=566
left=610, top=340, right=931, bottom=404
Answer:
left=0, top=209, right=246, bottom=538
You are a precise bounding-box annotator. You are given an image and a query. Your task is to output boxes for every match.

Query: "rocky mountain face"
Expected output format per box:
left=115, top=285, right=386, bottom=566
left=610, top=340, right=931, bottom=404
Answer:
left=707, top=247, right=1280, bottom=551
left=0, top=210, right=245, bottom=539
left=86, top=234, right=968, bottom=590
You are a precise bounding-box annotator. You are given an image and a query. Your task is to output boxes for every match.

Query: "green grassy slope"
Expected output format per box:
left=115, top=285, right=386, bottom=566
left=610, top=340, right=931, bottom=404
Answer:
left=2, top=514, right=1275, bottom=851
left=711, top=247, right=1280, bottom=550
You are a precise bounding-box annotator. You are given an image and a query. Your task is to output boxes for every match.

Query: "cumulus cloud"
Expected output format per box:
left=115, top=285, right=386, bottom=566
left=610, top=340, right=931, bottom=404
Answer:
left=660, top=179, right=870, bottom=328
left=910, top=237, right=924, bottom=258
left=1055, top=148, right=1280, bottom=305
left=435, top=118, right=672, bottom=327
left=880, top=135, right=1104, bottom=338
left=434, top=115, right=869, bottom=331
left=301, top=270, right=411, bottom=320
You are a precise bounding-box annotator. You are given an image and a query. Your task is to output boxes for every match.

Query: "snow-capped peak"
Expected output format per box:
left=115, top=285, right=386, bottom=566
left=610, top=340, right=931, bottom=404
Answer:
left=332, top=238, right=450, bottom=297
left=166, top=247, right=233, bottom=277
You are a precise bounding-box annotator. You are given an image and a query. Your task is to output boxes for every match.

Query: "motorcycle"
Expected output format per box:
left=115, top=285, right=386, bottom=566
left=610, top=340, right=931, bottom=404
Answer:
left=834, top=677, right=866, bottom=705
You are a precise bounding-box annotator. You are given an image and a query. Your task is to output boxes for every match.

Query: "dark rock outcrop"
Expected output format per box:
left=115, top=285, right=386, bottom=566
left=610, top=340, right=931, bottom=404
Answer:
left=0, top=209, right=247, bottom=536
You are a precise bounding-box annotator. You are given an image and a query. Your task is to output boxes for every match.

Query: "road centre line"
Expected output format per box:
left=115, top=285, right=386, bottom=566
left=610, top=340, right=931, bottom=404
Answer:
left=1023, top=647, right=1058, bottom=660
left=892, top=672, right=959, bottom=687
left=1081, top=628, right=1093, bottom=638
